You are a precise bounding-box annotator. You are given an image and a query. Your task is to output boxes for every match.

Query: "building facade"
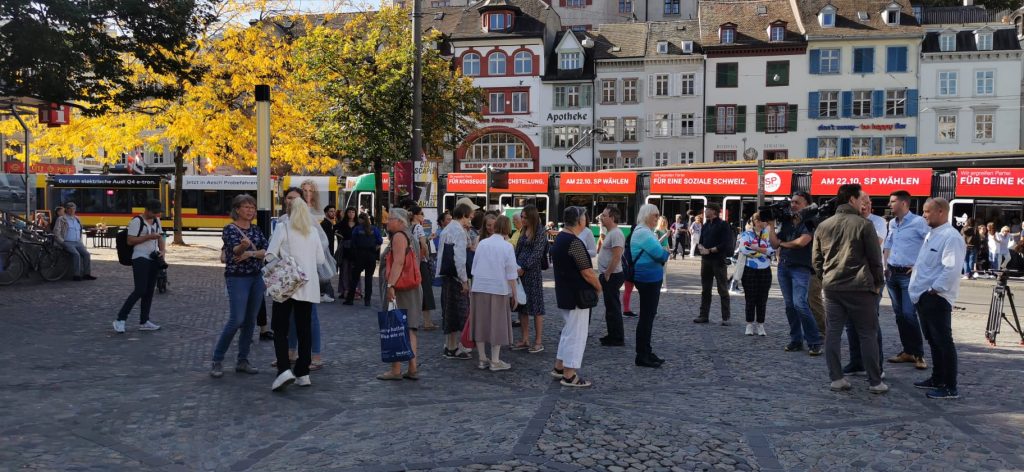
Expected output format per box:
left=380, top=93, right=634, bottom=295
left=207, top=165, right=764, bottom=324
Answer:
left=539, top=31, right=597, bottom=172
left=551, top=0, right=697, bottom=32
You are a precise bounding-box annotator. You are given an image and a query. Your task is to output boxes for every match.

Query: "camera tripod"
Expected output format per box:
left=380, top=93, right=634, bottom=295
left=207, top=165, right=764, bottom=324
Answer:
left=985, top=277, right=1024, bottom=346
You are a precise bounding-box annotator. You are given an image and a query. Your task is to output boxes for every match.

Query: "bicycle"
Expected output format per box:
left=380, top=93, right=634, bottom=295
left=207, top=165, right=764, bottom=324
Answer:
left=0, top=230, right=72, bottom=286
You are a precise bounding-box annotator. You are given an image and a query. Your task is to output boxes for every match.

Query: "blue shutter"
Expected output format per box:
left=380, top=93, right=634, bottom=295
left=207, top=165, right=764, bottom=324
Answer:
left=906, top=89, right=919, bottom=117
left=841, top=91, right=853, bottom=118
left=809, top=50, right=821, bottom=74
left=839, top=138, right=851, bottom=157
left=807, top=138, right=819, bottom=158
left=853, top=48, right=863, bottom=73
left=808, top=91, right=820, bottom=119
left=897, top=47, right=908, bottom=72
left=864, top=48, right=875, bottom=73
left=904, top=137, right=917, bottom=154
left=872, top=90, right=884, bottom=117
left=886, top=47, right=897, bottom=72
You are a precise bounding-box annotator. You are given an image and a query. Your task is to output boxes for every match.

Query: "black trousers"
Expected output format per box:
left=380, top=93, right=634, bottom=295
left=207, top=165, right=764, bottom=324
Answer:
left=699, top=258, right=730, bottom=321
left=600, top=272, right=625, bottom=342
left=918, top=292, right=958, bottom=388
left=117, top=257, right=160, bottom=323
left=672, top=235, right=687, bottom=257
left=741, top=267, right=772, bottom=323
left=346, top=254, right=377, bottom=303
left=634, top=279, right=662, bottom=359
left=257, top=299, right=268, bottom=327
left=272, top=299, right=312, bottom=377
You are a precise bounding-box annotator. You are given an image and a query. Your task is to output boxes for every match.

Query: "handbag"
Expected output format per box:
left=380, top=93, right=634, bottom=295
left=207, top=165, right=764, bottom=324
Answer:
left=378, top=301, right=415, bottom=363
left=262, top=225, right=309, bottom=303
left=574, top=285, right=598, bottom=309
left=316, top=226, right=337, bottom=283
left=515, top=278, right=527, bottom=305
left=440, top=242, right=458, bottom=277
left=460, top=310, right=475, bottom=349
left=385, top=232, right=422, bottom=290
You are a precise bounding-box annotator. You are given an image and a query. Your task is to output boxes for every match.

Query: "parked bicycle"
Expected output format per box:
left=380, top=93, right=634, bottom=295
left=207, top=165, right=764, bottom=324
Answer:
left=0, top=230, right=72, bottom=285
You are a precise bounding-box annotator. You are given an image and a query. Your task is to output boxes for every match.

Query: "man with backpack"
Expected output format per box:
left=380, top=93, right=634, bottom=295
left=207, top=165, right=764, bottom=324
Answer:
left=597, top=206, right=625, bottom=347
left=113, top=199, right=165, bottom=334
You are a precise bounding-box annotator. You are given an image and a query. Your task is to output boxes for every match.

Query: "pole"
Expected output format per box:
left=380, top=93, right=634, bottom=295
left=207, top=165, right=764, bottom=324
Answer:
left=10, top=106, right=30, bottom=220
left=411, top=0, right=423, bottom=170
left=756, top=154, right=765, bottom=208
left=255, top=85, right=272, bottom=236
left=484, top=165, right=490, bottom=212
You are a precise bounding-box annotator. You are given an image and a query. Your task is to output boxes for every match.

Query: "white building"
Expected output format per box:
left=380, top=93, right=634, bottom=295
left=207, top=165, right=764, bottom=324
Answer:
left=591, top=20, right=704, bottom=169
left=551, top=0, right=697, bottom=32
left=538, top=31, right=597, bottom=172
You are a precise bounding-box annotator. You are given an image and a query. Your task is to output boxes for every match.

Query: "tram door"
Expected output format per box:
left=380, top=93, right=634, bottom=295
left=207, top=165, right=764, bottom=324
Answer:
left=723, top=197, right=759, bottom=232
left=441, top=193, right=487, bottom=215
left=951, top=199, right=1024, bottom=230
left=499, top=194, right=549, bottom=224
left=646, top=196, right=706, bottom=224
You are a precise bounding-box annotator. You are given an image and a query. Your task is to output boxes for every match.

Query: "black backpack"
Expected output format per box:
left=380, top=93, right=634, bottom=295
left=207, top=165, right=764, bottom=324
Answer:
left=116, top=216, right=144, bottom=266
left=621, top=225, right=643, bottom=283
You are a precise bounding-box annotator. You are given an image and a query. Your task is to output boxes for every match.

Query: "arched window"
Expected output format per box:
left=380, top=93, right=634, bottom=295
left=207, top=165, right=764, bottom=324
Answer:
left=462, top=52, right=480, bottom=76
left=467, top=132, right=531, bottom=161
left=514, top=51, right=533, bottom=75
left=488, top=51, right=507, bottom=76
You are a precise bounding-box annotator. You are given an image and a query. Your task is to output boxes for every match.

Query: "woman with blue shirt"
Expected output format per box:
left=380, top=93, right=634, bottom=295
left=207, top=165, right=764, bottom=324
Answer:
left=631, top=204, right=670, bottom=368
left=739, top=214, right=774, bottom=337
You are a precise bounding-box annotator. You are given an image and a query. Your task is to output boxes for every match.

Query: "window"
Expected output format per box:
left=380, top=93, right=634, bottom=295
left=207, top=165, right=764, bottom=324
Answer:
left=598, top=153, right=616, bottom=170
left=487, top=13, right=512, bottom=31
left=654, top=152, right=670, bottom=166
left=975, top=70, right=994, bottom=96
left=853, top=90, right=872, bottom=118
left=618, top=0, right=633, bottom=14
left=657, top=41, right=668, bottom=54
left=559, top=52, right=582, bottom=70
left=939, top=34, right=955, bottom=52
left=488, top=52, right=507, bottom=75
left=654, top=113, right=671, bottom=137
left=664, top=0, right=680, bottom=15
left=621, top=154, right=641, bottom=168
left=766, top=104, right=787, bottom=133
left=818, top=137, right=838, bottom=157
left=820, top=10, right=835, bottom=27
left=885, top=7, right=900, bottom=25
left=623, top=78, right=638, bottom=103
left=885, top=89, right=906, bottom=117
left=851, top=137, right=872, bottom=156
left=680, top=113, right=695, bottom=136
left=569, top=25, right=589, bottom=32
left=513, top=51, right=532, bottom=75
left=622, top=118, right=638, bottom=141
left=766, top=61, right=789, bottom=86
left=819, top=48, right=840, bottom=74
left=681, top=151, right=695, bottom=164
left=431, top=0, right=450, bottom=6
left=770, top=25, right=785, bottom=41
left=720, top=27, right=735, bottom=44
left=654, top=74, right=670, bottom=96
left=553, top=85, right=582, bottom=108
left=488, top=92, right=505, bottom=114
left=976, top=32, right=993, bottom=51
left=716, top=105, right=736, bottom=134
left=468, top=133, right=531, bottom=160
left=681, top=41, right=693, bottom=53
left=553, top=126, right=582, bottom=148
left=764, top=150, right=788, bottom=160
left=819, top=90, right=838, bottom=118
left=713, top=151, right=737, bottom=162
left=717, top=63, right=738, bottom=88
left=938, top=71, right=958, bottom=96
left=884, top=137, right=904, bottom=155
left=853, top=47, right=874, bottom=74
left=566, top=0, right=584, bottom=7
left=938, top=114, right=957, bottom=142
left=975, top=113, right=994, bottom=141
left=462, top=53, right=480, bottom=76
left=511, top=91, right=528, bottom=113
left=601, top=118, right=616, bottom=141
left=886, top=46, right=908, bottom=73
left=680, top=73, right=694, bottom=95
left=601, top=80, right=616, bottom=104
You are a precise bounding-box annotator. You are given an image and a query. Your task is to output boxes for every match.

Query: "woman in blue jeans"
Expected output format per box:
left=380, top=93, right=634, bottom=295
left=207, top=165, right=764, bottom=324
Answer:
left=211, top=195, right=267, bottom=378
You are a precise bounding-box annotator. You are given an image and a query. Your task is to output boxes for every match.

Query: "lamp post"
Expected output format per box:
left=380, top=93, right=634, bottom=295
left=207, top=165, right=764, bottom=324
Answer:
left=10, top=106, right=30, bottom=220
left=255, top=85, right=272, bottom=236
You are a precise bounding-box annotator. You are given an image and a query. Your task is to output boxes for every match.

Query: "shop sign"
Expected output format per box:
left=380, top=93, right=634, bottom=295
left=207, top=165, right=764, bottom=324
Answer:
left=3, top=162, right=77, bottom=174
left=479, top=118, right=514, bottom=124
left=810, top=168, right=932, bottom=197
left=546, top=111, right=588, bottom=123
left=817, top=123, right=908, bottom=132
left=650, top=170, right=793, bottom=196
left=446, top=172, right=548, bottom=193
left=956, top=168, right=1024, bottom=198
left=559, top=172, right=636, bottom=194
left=459, top=160, right=534, bottom=171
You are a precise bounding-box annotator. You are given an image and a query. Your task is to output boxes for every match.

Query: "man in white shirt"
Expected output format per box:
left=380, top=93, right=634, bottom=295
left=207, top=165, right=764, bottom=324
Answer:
left=908, top=198, right=965, bottom=400
left=113, top=199, right=166, bottom=334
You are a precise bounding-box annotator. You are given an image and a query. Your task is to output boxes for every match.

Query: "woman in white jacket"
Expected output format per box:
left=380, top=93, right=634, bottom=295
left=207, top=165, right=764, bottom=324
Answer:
left=267, top=188, right=325, bottom=392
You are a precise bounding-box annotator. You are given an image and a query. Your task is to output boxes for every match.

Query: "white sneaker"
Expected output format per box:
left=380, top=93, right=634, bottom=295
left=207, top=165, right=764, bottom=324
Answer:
left=489, top=360, right=512, bottom=371
left=756, top=323, right=766, bottom=336
left=744, top=323, right=755, bottom=336
left=138, top=321, right=161, bottom=331
left=830, top=378, right=852, bottom=391
left=112, top=320, right=125, bottom=333
left=320, top=295, right=335, bottom=303
left=272, top=370, right=296, bottom=391
left=660, top=287, right=668, bottom=293
left=868, top=382, right=889, bottom=394
left=295, top=375, right=311, bottom=387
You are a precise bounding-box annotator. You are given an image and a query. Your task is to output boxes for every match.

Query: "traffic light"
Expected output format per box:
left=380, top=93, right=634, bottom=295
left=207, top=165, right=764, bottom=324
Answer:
left=489, top=169, right=508, bottom=189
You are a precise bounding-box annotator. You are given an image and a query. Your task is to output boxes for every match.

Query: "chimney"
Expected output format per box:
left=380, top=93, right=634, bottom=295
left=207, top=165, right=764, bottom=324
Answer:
left=963, top=0, right=973, bottom=6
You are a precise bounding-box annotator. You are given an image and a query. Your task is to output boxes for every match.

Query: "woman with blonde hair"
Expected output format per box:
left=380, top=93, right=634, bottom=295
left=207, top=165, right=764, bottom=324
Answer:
left=300, top=179, right=323, bottom=221
left=471, top=215, right=520, bottom=371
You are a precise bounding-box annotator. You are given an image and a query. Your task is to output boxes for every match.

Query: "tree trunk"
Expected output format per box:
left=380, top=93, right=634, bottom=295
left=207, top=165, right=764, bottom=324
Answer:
left=172, top=146, right=188, bottom=246
left=374, top=155, right=385, bottom=230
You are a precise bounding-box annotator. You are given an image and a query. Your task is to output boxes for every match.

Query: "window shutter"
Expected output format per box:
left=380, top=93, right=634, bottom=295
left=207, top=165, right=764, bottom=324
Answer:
left=807, top=138, right=818, bottom=158
left=693, top=72, right=703, bottom=96
left=542, top=127, right=552, bottom=148
left=736, top=106, right=747, bottom=133
left=755, top=105, right=766, bottom=132
left=808, top=92, right=820, bottom=119
left=841, top=91, right=853, bottom=118
left=705, top=106, right=716, bottom=134
left=559, top=0, right=566, bottom=6
left=905, top=137, right=917, bottom=154
left=671, top=113, right=679, bottom=136
left=645, top=114, right=653, bottom=137
left=886, top=47, right=897, bottom=73
left=864, top=48, right=874, bottom=73
left=553, top=88, right=563, bottom=109
left=906, top=89, right=919, bottom=117
left=839, top=138, right=851, bottom=157
left=809, top=50, right=821, bottom=74
left=647, top=75, right=655, bottom=97
left=871, top=90, right=884, bottom=117
left=871, top=137, right=883, bottom=156
left=787, top=104, right=798, bottom=131
left=615, top=79, right=621, bottom=103
left=582, top=84, right=593, bottom=107
left=637, top=118, right=643, bottom=142
left=898, top=47, right=907, bottom=72
left=616, top=118, right=623, bottom=141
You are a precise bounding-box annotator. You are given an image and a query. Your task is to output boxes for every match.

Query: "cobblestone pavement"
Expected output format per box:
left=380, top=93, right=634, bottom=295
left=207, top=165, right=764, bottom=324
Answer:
left=1, top=240, right=1023, bottom=472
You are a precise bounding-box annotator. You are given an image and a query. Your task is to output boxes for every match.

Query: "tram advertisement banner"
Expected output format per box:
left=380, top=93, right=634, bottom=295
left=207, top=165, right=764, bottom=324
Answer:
left=50, top=174, right=162, bottom=187
left=955, top=168, right=1024, bottom=198
left=447, top=172, right=549, bottom=193
left=650, top=170, right=792, bottom=196
left=559, top=172, right=636, bottom=194
left=810, top=169, right=932, bottom=197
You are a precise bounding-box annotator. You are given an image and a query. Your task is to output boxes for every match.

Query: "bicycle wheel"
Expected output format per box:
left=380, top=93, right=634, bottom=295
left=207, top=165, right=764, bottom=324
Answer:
left=38, top=247, right=71, bottom=282
left=0, top=252, right=27, bottom=286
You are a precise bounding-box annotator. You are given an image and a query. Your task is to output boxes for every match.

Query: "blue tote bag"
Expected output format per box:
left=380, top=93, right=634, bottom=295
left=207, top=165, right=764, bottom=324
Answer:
left=378, top=302, right=415, bottom=363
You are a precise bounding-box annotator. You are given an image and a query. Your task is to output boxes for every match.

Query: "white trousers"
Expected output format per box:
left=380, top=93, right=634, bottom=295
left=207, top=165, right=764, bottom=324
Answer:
left=556, top=307, right=590, bottom=369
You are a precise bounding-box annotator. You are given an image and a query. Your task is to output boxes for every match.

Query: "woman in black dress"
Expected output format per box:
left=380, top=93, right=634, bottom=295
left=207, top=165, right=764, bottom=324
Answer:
left=513, top=205, right=548, bottom=353
left=336, top=207, right=358, bottom=298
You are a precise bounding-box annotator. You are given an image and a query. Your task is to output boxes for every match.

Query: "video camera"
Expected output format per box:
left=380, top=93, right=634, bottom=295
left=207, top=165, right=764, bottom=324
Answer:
left=757, top=197, right=839, bottom=232
left=757, top=200, right=791, bottom=223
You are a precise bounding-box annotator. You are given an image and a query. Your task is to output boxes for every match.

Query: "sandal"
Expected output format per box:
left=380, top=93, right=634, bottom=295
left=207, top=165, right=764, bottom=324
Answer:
left=528, top=344, right=545, bottom=354
left=402, top=370, right=419, bottom=381
left=376, top=372, right=403, bottom=381
left=309, top=362, right=324, bottom=371
left=560, top=375, right=592, bottom=388
left=549, top=368, right=564, bottom=379
left=511, top=342, right=530, bottom=351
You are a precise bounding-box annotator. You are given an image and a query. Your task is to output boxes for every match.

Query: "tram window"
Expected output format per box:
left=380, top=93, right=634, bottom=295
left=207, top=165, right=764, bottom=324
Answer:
left=181, top=190, right=201, bottom=210
left=59, top=188, right=158, bottom=213
left=358, top=193, right=374, bottom=215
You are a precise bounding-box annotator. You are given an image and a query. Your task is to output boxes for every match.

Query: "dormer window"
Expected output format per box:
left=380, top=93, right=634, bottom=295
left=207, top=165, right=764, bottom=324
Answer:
left=976, top=30, right=993, bottom=50
left=768, top=21, right=786, bottom=41
left=939, top=33, right=955, bottom=52
left=559, top=51, right=581, bottom=70
left=483, top=11, right=513, bottom=32
left=819, top=5, right=836, bottom=27
left=681, top=40, right=693, bottom=53
left=857, top=11, right=869, bottom=21
left=719, top=23, right=736, bottom=44
left=657, top=41, right=668, bottom=54
left=884, top=3, right=901, bottom=25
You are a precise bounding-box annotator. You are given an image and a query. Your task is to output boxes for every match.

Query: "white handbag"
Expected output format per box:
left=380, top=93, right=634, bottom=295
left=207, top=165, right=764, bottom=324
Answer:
left=515, top=278, right=527, bottom=305
left=262, top=225, right=309, bottom=303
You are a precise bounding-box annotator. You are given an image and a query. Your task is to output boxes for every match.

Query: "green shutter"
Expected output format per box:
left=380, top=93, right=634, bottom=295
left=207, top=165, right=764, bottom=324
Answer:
left=542, top=127, right=552, bottom=148
left=736, top=106, right=747, bottom=133
left=787, top=104, right=798, bottom=131
left=581, top=84, right=593, bottom=107
left=755, top=105, right=766, bottom=132
left=705, top=106, right=716, bottom=134
left=553, top=87, right=564, bottom=109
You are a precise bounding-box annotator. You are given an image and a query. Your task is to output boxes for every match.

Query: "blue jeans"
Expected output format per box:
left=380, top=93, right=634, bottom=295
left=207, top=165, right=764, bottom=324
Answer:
left=288, top=304, right=322, bottom=355
left=886, top=272, right=924, bottom=357
left=778, top=265, right=821, bottom=346
left=63, top=240, right=91, bottom=277
left=212, top=275, right=265, bottom=363
left=963, top=250, right=976, bottom=276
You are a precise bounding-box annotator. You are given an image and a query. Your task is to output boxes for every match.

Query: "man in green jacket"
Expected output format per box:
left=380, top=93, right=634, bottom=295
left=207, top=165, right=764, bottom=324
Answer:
left=812, top=183, right=886, bottom=394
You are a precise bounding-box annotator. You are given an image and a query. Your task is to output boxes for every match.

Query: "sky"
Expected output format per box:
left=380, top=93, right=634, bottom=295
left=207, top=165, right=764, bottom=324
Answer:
left=233, top=0, right=384, bottom=23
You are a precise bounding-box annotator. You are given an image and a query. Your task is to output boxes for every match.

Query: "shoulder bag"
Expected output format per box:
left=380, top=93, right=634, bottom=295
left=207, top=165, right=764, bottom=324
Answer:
left=262, top=224, right=309, bottom=303
left=385, top=231, right=422, bottom=290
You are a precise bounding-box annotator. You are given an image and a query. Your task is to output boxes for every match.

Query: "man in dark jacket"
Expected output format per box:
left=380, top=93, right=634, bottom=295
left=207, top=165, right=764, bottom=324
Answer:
left=813, top=183, right=887, bottom=394
left=695, top=203, right=734, bottom=325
